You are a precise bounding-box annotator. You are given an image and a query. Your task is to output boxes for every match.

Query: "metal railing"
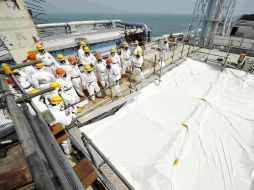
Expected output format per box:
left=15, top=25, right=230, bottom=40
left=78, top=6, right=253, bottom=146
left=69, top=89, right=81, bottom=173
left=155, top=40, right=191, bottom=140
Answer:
left=0, top=62, right=86, bottom=190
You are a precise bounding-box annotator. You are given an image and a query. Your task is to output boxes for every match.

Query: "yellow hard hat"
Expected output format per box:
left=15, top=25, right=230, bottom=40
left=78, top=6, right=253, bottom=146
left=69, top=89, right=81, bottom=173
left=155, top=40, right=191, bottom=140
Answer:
left=35, top=62, right=44, bottom=69
left=83, top=46, right=90, bottom=53
left=36, top=44, right=44, bottom=51
left=49, top=81, right=60, bottom=89
left=51, top=95, right=63, bottom=105
left=84, top=64, right=92, bottom=72
left=123, top=42, right=129, bottom=47
left=57, top=54, right=65, bottom=61
left=29, top=88, right=40, bottom=95
left=12, top=69, right=18, bottom=73
left=80, top=41, right=86, bottom=46
left=137, top=49, right=142, bottom=55
left=110, top=47, right=116, bottom=53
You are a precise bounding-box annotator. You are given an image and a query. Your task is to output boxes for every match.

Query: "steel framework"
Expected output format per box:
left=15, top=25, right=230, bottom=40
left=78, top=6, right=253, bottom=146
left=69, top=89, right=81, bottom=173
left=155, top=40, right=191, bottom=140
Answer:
left=189, top=0, right=237, bottom=45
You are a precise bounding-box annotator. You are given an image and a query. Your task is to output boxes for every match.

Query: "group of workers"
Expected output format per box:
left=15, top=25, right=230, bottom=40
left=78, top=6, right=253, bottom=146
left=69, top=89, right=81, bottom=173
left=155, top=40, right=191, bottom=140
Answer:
left=10, top=40, right=146, bottom=127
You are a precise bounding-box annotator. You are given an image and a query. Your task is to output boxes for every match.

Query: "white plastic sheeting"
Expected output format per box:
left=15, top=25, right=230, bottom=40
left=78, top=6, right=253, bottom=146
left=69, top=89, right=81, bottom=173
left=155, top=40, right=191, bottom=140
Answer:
left=81, top=58, right=254, bottom=190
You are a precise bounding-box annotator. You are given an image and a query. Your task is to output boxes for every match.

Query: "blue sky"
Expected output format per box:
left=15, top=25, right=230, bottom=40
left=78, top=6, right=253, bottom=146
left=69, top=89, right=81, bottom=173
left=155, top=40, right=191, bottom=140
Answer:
left=45, top=0, right=253, bottom=15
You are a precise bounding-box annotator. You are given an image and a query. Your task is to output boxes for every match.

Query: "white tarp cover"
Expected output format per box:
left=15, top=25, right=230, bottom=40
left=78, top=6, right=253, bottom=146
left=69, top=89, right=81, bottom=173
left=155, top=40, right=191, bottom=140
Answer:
left=81, top=58, right=254, bottom=190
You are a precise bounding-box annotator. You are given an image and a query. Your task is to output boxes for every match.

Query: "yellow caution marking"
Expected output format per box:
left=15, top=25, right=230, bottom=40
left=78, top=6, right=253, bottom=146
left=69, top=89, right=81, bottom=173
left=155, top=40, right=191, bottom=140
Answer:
left=173, top=159, right=179, bottom=166
left=1, top=63, right=13, bottom=75
left=182, top=123, right=189, bottom=129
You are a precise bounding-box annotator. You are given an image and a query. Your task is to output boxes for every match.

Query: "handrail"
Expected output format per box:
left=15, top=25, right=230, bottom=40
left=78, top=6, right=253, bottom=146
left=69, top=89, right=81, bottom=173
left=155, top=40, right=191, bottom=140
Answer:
left=37, top=20, right=122, bottom=29
left=81, top=132, right=135, bottom=190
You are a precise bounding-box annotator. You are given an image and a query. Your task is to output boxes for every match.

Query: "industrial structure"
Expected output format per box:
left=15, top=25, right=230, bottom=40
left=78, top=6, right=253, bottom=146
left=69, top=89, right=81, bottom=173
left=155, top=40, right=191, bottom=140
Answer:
left=189, top=0, right=237, bottom=45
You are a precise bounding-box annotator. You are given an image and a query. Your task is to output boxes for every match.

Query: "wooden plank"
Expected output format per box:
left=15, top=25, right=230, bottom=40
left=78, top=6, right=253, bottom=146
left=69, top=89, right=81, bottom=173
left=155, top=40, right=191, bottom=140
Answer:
left=50, top=122, right=69, bottom=144
left=0, top=144, right=33, bottom=190
left=73, top=158, right=97, bottom=188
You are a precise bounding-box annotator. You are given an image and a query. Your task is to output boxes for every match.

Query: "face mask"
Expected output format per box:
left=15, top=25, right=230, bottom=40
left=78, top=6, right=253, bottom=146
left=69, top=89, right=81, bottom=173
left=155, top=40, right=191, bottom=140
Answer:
left=13, top=72, right=21, bottom=76
left=39, top=50, right=45, bottom=54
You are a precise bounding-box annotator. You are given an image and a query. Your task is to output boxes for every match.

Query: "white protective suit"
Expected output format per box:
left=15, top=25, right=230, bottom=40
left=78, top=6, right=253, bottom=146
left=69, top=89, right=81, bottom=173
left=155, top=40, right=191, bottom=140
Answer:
left=28, top=95, right=48, bottom=115
left=133, top=45, right=142, bottom=56
left=36, top=51, right=59, bottom=74
left=81, top=71, right=101, bottom=101
left=49, top=103, right=72, bottom=126
left=69, top=63, right=84, bottom=96
left=31, top=68, right=55, bottom=90
left=44, top=87, right=60, bottom=106
left=81, top=52, right=96, bottom=66
left=105, top=65, right=121, bottom=97
left=22, top=66, right=36, bottom=77
left=56, top=60, right=73, bottom=76
left=15, top=71, right=33, bottom=92
left=56, top=76, right=80, bottom=105
left=109, top=53, right=121, bottom=73
left=95, top=59, right=107, bottom=87
left=121, top=48, right=131, bottom=74
left=161, top=42, right=169, bottom=60
left=132, top=55, right=144, bottom=81
left=78, top=46, right=85, bottom=64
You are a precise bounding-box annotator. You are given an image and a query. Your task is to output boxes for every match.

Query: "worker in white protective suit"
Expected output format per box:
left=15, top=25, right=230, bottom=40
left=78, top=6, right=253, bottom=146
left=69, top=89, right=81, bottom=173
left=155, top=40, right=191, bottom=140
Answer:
left=81, top=65, right=102, bottom=102
left=131, top=49, right=144, bottom=81
left=44, top=81, right=61, bottom=106
left=121, top=42, right=131, bottom=74
left=78, top=41, right=87, bottom=65
left=49, top=95, right=72, bottom=125
left=132, top=40, right=142, bottom=56
left=12, top=69, right=33, bottom=92
left=81, top=47, right=96, bottom=67
left=28, top=88, right=48, bottom=115
left=23, top=54, right=37, bottom=76
left=56, top=54, right=72, bottom=76
left=67, top=56, right=85, bottom=97
left=105, top=58, right=122, bottom=97
left=161, top=38, right=169, bottom=61
left=35, top=44, right=59, bottom=74
left=49, top=95, right=73, bottom=154
left=109, top=47, right=121, bottom=73
left=55, top=68, right=85, bottom=114
left=31, top=62, right=56, bottom=90
left=95, top=53, right=107, bottom=88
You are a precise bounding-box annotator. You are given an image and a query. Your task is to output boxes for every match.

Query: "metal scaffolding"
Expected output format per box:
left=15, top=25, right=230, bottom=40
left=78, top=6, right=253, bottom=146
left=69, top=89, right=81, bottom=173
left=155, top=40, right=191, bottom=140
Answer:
left=189, top=0, right=237, bottom=45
